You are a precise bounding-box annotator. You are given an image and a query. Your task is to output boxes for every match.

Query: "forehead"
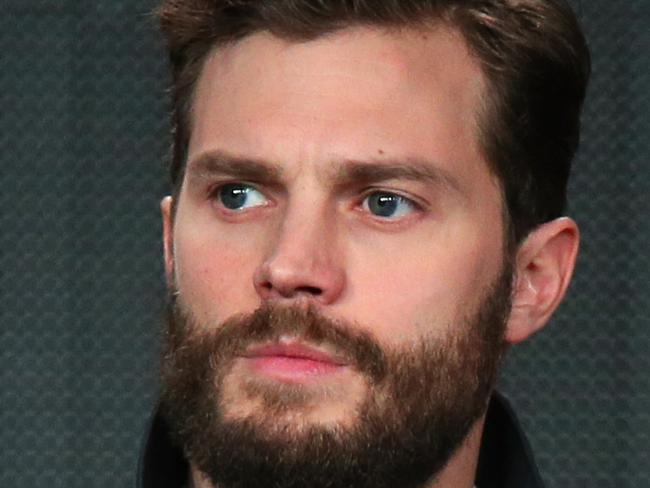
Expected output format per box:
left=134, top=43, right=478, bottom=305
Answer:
left=188, top=25, right=490, bottom=190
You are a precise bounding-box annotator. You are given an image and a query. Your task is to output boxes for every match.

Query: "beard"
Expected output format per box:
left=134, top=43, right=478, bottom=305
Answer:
left=160, top=265, right=512, bottom=488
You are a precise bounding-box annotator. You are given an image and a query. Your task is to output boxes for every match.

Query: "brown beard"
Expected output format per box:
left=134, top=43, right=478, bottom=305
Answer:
left=160, top=264, right=512, bottom=488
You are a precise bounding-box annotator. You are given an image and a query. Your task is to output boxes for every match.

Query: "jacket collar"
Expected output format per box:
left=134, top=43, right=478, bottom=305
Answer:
left=475, top=392, right=546, bottom=488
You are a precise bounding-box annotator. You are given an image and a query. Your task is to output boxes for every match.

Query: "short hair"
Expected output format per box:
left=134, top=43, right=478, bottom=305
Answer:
left=157, top=0, right=590, bottom=245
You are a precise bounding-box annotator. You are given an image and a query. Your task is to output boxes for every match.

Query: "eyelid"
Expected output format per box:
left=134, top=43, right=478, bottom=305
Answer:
left=208, top=181, right=271, bottom=211
left=359, top=187, right=425, bottom=211
left=208, top=179, right=263, bottom=198
left=358, top=189, right=425, bottom=223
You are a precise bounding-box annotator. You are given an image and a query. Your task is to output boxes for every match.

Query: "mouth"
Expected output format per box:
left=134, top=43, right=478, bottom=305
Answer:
left=241, top=339, right=349, bottom=382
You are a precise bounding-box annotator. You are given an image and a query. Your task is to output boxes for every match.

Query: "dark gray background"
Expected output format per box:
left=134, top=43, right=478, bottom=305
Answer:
left=1, top=1, right=648, bottom=487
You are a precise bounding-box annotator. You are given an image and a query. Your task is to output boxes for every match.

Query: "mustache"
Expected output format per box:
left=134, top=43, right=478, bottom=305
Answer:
left=166, top=298, right=388, bottom=382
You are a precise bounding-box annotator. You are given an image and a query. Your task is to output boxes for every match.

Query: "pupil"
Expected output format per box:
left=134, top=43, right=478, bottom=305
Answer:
left=370, top=194, right=398, bottom=217
left=220, top=185, right=248, bottom=209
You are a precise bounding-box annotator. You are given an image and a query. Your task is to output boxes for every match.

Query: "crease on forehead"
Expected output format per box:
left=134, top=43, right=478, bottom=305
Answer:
left=191, top=25, right=485, bottom=138
left=195, top=23, right=484, bottom=103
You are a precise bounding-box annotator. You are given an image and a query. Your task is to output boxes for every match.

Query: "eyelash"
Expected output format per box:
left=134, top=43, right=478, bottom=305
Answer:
left=207, top=182, right=425, bottom=222
left=359, top=189, right=423, bottom=220
left=208, top=181, right=270, bottom=210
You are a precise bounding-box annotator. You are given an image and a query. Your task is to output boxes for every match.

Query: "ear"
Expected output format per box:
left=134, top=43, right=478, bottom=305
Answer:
left=161, top=196, right=175, bottom=286
left=505, top=217, right=579, bottom=344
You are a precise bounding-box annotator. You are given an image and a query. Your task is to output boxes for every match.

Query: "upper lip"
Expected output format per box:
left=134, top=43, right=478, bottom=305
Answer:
left=243, top=341, right=347, bottom=366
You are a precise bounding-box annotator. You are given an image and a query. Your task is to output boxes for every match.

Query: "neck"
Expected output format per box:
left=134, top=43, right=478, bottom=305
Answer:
left=425, top=414, right=485, bottom=488
left=189, top=414, right=485, bottom=488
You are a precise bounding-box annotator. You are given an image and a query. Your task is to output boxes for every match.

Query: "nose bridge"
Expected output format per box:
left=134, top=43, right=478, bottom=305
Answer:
left=277, top=195, right=332, bottom=264
left=254, top=190, right=345, bottom=304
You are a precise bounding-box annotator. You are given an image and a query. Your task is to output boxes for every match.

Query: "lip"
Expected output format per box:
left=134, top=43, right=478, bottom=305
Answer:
left=243, top=341, right=347, bottom=365
left=241, top=341, right=348, bottom=381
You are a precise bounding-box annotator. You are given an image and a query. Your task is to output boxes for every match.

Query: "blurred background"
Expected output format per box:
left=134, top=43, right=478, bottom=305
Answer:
left=1, top=1, right=648, bottom=487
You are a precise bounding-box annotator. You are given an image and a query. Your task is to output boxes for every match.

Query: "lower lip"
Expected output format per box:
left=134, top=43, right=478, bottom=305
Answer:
left=245, top=356, right=345, bottom=382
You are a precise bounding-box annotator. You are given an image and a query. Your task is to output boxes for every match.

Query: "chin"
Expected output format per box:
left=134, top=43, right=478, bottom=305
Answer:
left=218, top=360, right=369, bottom=430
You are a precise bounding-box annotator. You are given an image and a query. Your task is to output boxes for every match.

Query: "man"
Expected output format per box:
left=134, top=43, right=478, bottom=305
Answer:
left=138, top=1, right=590, bottom=487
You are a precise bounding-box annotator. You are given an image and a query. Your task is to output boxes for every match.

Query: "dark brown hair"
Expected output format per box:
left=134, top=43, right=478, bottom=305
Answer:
left=157, top=0, right=590, bottom=244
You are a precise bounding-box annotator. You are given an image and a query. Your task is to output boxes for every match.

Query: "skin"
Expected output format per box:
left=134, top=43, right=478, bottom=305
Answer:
left=161, top=25, right=579, bottom=488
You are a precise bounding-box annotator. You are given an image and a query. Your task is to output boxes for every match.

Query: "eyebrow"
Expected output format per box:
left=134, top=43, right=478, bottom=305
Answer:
left=187, top=150, right=283, bottom=185
left=335, top=158, right=463, bottom=195
left=187, top=150, right=462, bottom=195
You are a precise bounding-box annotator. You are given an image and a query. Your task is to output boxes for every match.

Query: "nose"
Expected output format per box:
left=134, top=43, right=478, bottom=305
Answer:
left=253, top=206, right=346, bottom=305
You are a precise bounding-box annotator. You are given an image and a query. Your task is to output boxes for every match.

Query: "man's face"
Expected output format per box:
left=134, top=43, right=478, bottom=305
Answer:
left=162, top=26, right=511, bottom=487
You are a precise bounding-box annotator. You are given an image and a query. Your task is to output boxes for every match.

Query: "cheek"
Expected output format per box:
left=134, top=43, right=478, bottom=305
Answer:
left=343, top=228, right=500, bottom=343
left=173, top=225, right=263, bottom=324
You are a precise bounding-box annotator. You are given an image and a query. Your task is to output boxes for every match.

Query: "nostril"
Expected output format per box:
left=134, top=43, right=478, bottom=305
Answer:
left=296, top=286, right=323, bottom=296
left=253, top=259, right=342, bottom=302
left=256, top=279, right=322, bottom=298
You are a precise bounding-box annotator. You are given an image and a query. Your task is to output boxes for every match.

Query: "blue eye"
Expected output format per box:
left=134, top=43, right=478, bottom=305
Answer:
left=363, top=192, right=416, bottom=219
left=217, top=183, right=267, bottom=210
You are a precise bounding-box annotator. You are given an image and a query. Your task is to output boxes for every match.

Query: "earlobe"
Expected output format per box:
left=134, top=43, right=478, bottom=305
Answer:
left=506, top=218, right=579, bottom=344
left=161, top=196, right=175, bottom=286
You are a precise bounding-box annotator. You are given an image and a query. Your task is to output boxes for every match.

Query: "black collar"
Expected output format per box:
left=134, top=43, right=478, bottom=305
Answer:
left=475, top=392, right=546, bottom=488
left=137, top=392, right=545, bottom=488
